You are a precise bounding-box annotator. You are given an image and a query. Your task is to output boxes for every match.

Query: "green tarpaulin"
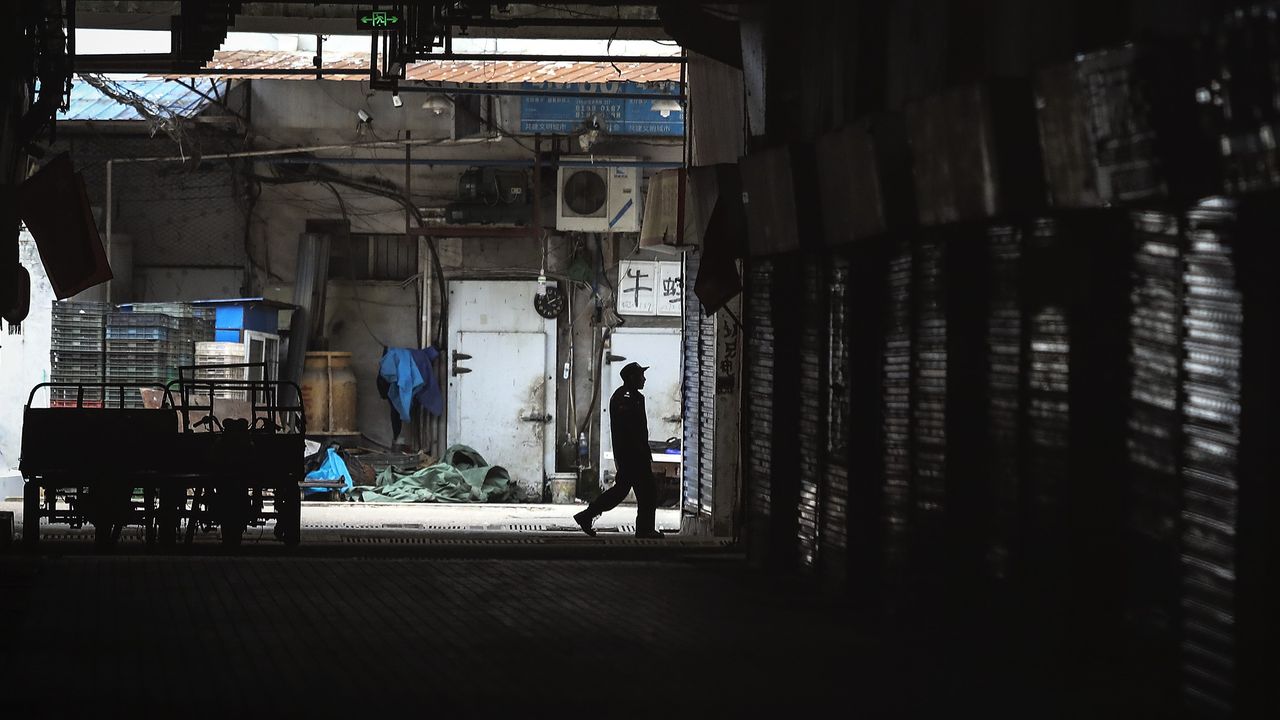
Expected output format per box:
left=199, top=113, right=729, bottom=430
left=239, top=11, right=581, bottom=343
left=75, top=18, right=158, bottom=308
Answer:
left=348, top=445, right=517, bottom=503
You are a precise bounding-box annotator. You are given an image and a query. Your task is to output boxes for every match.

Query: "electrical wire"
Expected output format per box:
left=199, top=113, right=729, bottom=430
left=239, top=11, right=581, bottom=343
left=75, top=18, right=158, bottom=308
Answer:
left=246, top=169, right=449, bottom=349
left=442, top=93, right=538, bottom=154
left=321, top=181, right=391, bottom=348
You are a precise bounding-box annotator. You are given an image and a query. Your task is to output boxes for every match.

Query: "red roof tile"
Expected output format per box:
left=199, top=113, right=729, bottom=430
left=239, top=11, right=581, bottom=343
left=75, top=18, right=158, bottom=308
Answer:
left=156, top=50, right=681, bottom=84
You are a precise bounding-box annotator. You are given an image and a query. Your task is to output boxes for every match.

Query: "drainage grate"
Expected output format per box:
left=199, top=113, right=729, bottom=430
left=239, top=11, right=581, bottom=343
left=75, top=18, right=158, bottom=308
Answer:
left=307, top=523, right=384, bottom=530
left=503, top=524, right=548, bottom=531
left=340, top=535, right=546, bottom=545
left=381, top=523, right=424, bottom=529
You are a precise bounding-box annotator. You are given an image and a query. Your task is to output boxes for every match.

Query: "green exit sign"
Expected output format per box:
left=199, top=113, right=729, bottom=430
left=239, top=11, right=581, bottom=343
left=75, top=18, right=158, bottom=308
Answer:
left=356, top=9, right=401, bottom=31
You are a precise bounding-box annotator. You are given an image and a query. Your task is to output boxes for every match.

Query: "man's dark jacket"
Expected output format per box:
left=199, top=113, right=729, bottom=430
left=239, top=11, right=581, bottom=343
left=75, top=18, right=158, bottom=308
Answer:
left=609, top=385, right=651, bottom=470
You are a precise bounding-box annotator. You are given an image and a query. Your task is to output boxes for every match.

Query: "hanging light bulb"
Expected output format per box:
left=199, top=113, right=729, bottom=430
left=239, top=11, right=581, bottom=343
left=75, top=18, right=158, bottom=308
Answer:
left=420, top=94, right=452, bottom=116
left=650, top=98, right=683, bottom=118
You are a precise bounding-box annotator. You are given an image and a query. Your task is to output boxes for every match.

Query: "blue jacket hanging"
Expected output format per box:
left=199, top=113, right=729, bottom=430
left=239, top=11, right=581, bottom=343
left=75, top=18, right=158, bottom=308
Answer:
left=378, top=348, right=425, bottom=422
left=411, top=347, right=444, bottom=416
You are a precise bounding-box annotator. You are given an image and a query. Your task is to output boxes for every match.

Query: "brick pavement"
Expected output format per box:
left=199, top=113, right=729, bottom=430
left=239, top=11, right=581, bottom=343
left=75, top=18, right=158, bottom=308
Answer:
left=0, top=548, right=902, bottom=719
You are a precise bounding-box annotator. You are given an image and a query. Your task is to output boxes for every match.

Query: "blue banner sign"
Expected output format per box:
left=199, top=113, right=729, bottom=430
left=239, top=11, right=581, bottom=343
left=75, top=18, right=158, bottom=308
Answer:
left=518, top=81, right=683, bottom=136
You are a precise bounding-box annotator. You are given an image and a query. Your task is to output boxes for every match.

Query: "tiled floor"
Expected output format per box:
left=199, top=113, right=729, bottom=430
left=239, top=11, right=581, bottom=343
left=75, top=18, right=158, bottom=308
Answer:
left=0, top=548, right=882, bottom=718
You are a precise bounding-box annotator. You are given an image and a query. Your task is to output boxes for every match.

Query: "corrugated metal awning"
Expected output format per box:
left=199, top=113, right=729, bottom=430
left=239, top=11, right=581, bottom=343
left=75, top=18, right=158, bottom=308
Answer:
left=57, top=78, right=227, bottom=121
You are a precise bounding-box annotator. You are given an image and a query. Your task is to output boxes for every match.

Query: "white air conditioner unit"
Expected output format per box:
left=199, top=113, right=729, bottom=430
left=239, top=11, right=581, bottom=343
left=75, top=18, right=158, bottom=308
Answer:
left=555, top=156, right=642, bottom=232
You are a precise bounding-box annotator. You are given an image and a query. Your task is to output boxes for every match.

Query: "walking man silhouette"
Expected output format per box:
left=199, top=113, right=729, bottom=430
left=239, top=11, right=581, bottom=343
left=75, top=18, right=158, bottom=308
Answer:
left=575, top=362, right=664, bottom=539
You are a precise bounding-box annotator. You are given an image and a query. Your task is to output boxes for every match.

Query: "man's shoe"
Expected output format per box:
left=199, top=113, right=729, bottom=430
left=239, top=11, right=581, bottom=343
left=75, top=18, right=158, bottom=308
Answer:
left=573, top=510, right=597, bottom=537
left=635, top=530, right=665, bottom=540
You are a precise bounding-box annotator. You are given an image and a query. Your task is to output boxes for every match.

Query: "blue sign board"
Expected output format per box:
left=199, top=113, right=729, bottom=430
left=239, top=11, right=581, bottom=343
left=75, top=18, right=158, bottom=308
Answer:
left=518, top=81, right=683, bottom=137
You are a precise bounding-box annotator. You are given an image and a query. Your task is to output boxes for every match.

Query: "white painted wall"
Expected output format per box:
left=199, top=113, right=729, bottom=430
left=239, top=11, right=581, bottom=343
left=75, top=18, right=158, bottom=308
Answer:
left=0, top=233, right=54, bottom=472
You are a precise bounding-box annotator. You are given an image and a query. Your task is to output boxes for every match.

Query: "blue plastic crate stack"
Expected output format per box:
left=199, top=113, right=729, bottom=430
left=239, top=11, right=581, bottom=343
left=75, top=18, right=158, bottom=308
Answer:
left=103, top=304, right=215, bottom=407
left=49, top=300, right=110, bottom=405
left=129, top=303, right=214, bottom=358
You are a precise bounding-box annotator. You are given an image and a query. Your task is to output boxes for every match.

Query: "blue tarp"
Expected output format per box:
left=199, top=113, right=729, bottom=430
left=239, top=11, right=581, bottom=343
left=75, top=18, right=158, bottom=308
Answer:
left=304, top=447, right=354, bottom=496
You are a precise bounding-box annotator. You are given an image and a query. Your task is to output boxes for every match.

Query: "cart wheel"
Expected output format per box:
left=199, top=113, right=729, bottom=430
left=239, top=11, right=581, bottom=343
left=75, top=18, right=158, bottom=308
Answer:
left=94, top=523, right=114, bottom=550
left=275, top=484, right=301, bottom=547
left=22, top=482, right=40, bottom=548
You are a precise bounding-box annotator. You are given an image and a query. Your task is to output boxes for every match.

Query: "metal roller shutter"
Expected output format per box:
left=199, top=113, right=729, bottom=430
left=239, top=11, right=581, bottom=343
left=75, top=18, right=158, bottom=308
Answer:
left=1023, top=219, right=1072, bottom=579
left=796, top=256, right=826, bottom=569
left=745, top=260, right=775, bottom=559
left=681, top=250, right=718, bottom=520
left=984, top=224, right=1023, bottom=582
left=823, top=257, right=851, bottom=585
left=1125, top=209, right=1185, bottom=709
left=881, top=238, right=913, bottom=581
left=698, top=292, right=716, bottom=518
left=1179, top=202, right=1240, bottom=717
left=682, top=252, right=703, bottom=516
left=911, top=234, right=947, bottom=574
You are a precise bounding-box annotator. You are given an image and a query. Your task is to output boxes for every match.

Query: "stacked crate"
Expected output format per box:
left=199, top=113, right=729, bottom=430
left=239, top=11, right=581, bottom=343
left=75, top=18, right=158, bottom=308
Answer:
left=195, top=341, right=248, bottom=399
left=1125, top=209, right=1185, bottom=701
left=1179, top=202, right=1242, bottom=716
left=49, top=301, right=110, bottom=406
left=129, top=302, right=213, bottom=367
left=105, top=312, right=184, bottom=407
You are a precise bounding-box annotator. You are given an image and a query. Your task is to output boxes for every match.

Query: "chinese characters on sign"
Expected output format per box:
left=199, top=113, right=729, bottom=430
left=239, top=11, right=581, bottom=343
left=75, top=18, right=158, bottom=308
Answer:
left=519, top=82, right=684, bottom=136
left=717, top=313, right=740, bottom=394
left=617, top=261, right=682, bottom=316
left=655, top=262, right=683, bottom=317
left=617, top=260, right=656, bottom=315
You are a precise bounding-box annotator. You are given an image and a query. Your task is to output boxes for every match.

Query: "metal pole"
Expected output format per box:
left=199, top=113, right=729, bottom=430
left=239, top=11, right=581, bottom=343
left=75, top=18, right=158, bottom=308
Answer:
left=265, top=157, right=684, bottom=169
left=108, top=138, right=468, bottom=166
left=405, top=129, right=412, bottom=281
left=532, top=135, right=542, bottom=236
left=104, top=159, right=112, bottom=302
left=393, top=84, right=686, bottom=101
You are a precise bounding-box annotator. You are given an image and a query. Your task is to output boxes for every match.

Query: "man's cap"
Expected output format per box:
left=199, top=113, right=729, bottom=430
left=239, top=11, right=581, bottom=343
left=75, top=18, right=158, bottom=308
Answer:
left=620, top=362, right=649, bottom=378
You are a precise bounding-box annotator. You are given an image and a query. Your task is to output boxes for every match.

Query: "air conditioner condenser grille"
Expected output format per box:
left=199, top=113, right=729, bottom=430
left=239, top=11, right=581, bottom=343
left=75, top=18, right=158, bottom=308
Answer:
left=563, top=169, right=608, bottom=217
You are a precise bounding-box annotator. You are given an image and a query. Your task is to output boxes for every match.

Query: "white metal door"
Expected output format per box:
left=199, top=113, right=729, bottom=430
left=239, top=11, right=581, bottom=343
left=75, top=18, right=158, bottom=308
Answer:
left=446, top=281, right=557, bottom=501
left=599, top=327, right=683, bottom=486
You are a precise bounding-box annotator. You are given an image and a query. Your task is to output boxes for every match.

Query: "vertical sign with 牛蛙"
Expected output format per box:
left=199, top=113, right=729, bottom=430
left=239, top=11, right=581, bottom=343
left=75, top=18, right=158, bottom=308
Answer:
left=617, top=260, right=656, bottom=315
left=655, top=261, right=683, bottom=316
left=617, top=261, right=683, bottom=316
